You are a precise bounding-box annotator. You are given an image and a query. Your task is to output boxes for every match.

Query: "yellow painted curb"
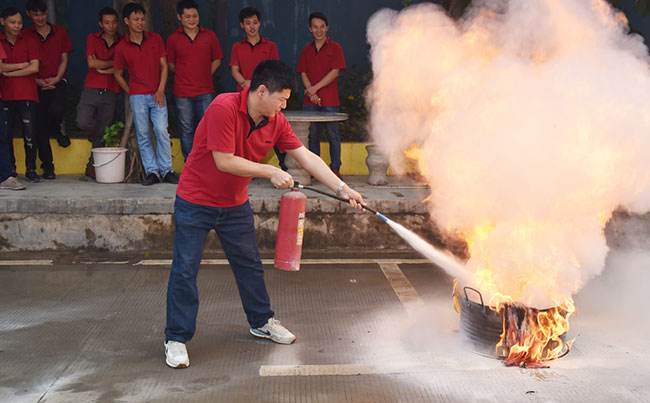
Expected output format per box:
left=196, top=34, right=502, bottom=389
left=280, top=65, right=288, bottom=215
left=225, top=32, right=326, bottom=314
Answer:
left=12, top=138, right=371, bottom=175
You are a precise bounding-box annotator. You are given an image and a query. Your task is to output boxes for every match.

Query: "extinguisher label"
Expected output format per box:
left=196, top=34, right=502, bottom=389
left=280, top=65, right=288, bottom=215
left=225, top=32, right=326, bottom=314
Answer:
left=296, top=212, right=305, bottom=246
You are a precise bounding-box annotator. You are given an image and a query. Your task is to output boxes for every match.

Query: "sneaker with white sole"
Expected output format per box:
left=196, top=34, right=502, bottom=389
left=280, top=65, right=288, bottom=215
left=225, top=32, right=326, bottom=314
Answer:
left=250, top=318, right=296, bottom=344
left=0, top=176, right=26, bottom=190
left=164, top=340, right=189, bottom=369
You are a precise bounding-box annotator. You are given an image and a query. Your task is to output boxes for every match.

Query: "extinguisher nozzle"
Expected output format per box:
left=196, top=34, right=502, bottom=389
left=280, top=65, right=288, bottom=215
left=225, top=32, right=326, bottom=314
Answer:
left=375, top=212, right=389, bottom=223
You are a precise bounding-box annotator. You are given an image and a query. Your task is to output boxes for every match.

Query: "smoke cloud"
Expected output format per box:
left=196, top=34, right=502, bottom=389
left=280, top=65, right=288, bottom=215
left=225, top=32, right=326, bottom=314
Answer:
left=367, top=0, right=650, bottom=307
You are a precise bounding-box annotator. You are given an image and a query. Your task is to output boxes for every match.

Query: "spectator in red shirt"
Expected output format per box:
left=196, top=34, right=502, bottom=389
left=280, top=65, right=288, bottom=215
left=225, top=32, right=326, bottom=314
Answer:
left=114, top=2, right=177, bottom=186
left=230, top=7, right=286, bottom=170
left=167, top=0, right=222, bottom=160
left=230, top=7, right=279, bottom=92
left=0, top=7, right=41, bottom=183
left=0, top=38, right=26, bottom=190
left=297, top=12, right=346, bottom=177
left=163, top=60, right=366, bottom=369
left=77, top=7, right=121, bottom=180
left=26, top=0, right=73, bottom=163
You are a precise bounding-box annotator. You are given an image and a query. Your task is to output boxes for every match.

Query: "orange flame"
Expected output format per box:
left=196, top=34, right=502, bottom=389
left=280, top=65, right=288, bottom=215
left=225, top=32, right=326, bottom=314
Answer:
left=497, top=300, right=574, bottom=368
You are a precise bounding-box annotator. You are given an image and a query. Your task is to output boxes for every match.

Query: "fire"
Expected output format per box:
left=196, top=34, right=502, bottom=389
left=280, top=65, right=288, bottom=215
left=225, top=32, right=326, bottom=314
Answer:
left=497, top=300, right=574, bottom=368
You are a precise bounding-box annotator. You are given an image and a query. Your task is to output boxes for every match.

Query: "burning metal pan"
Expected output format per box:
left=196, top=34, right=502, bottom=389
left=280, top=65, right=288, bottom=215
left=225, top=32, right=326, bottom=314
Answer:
left=456, top=286, right=570, bottom=363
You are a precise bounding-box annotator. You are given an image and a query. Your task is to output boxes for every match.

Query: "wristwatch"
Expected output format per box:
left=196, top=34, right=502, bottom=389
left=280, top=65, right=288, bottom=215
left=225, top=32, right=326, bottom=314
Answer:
left=335, top=180, right=346, bottom=196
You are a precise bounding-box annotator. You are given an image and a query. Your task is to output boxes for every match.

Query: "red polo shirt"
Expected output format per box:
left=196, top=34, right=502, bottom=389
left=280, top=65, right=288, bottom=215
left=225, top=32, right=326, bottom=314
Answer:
left=177, top=89, right=303, bottom=207
left=297, top=38, right=346, bottom=107
left=84, top=32, right=121, bottom=93
left=0, top=43, right=6, bottom=98
left=114, top=32, right=166, bottom=95
left=0, top=33, right=40, bottom=102
left=25, top=24, right=72, bottom=80
left=229, top=37, right=279, bottom=90
left=167, top=27, right=222, bottom=97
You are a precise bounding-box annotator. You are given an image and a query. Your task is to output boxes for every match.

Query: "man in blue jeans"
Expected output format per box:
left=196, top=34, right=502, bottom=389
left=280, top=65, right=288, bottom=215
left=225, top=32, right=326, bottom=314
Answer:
left=114, top=2, right=178, bottom=186
left=164, top=60, right=365, bottom=369
left=167, top=0, right=222, bottom=159
left=297, top=12, right=346, bottom=177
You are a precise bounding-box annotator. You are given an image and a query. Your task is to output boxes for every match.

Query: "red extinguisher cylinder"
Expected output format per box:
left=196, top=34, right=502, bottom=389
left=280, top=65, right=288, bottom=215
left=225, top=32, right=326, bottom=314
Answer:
left=274, top=189, right=307, bottom=271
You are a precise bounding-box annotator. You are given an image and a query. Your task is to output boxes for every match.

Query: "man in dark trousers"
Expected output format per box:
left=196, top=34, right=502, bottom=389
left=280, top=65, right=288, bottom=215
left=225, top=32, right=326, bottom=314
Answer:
left=167, top=0, right=222, bottom=160
left=0, top=36, right=26, bottom=191
left=0, top=7, right=41, bottom=183
left=26, top=0, right=73, bottom=179
left=164, top=60, right=365, bottom=369
left=77, top=7, right=120, bottom=179
left=297, top=12, right=346, bottom=177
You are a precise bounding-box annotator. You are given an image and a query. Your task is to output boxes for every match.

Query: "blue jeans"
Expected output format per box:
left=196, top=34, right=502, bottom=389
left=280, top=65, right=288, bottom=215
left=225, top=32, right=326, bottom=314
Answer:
left=174, top=93, right=213, bottom=159
left=165, top=196, right=274, bottom=343
left=0, top=101, right=11, bottom=182
left=304, top=105, right=341, bottom=170
left=129, top=94, right=172, bottom=177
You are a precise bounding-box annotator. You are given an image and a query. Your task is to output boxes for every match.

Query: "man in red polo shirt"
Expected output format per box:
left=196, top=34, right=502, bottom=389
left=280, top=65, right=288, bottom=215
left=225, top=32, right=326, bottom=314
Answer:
left=230, top=6, right=279, bottom=92
left=167, top=0, right=222, bottom=160
left=164, top=60, right=365, bottom=369
left=0, top=32, right=26, bottom=191
left=26, top=0, right=73, bottom=166
left=0, top=7, right=41, bottom=183
left=297, top=12, right=346, bottom=178
left=77, top=7, right=121, bottom=179
left=114, top=2, right=177, bottom=186
left=230, top=7, right=285, bottom=170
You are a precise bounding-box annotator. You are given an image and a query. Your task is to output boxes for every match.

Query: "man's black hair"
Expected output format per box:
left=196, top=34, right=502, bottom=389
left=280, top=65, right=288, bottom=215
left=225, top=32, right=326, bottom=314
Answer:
left=176, top=0, right=199, bottom=16
left=98, top=7, right=119, bottom=22
left=250, top=60, right=295, bottom=93
left=25, top=0, right=47, bottom=13
left=239, top=6, right=261, bottom=23
left=309, top=12, right=328, bottom=27
left=122, top=2, right=146, bottom=19
left=0, top=7, right=21, bottom=20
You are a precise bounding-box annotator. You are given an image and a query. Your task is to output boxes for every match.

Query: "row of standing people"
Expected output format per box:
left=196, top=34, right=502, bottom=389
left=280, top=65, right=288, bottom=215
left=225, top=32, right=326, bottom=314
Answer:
left=0, top=0, right=346, bottom=190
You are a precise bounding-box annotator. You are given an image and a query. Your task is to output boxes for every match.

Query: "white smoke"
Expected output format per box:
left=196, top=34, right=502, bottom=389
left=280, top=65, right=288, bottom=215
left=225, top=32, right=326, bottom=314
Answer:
left=367, top=0, right=650, bottom=307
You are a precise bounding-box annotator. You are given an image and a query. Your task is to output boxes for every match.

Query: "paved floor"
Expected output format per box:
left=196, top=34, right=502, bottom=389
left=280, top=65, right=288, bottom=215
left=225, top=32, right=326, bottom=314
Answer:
left=0, top=251, right=649, bottom=402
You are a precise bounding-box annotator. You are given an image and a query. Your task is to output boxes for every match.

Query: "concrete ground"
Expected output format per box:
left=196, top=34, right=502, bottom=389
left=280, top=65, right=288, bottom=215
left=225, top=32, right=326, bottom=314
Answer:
left=1, top=250, right=648, bottom=403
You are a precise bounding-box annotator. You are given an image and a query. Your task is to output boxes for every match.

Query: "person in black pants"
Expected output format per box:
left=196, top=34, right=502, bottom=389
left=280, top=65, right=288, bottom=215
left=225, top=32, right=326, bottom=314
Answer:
left=0, top=7, right=42, bottom=182
left=26, top=0, right=73, bottom=180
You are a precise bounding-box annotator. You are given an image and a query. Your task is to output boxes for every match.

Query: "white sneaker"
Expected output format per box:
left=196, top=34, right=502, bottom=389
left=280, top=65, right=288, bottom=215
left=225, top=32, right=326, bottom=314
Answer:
left=164, top=340, right=189, bottom=369
left=0, top=177, right=26, bottom=191
left=250, top=318, right=296, bottom=344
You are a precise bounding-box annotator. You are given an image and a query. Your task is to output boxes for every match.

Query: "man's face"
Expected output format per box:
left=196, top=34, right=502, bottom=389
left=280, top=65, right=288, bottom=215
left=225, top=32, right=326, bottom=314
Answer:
left=99, top=14, right=118, bottom=36
left=124, top=11, right=146, bottom=33
left=309, top=18, right=328, bottom=41
left=27, top=10, right=47, bottom=27
left=240, top=15, right=260, bottom=38
left=1, top=13, right=23, bottom=36
left=258, top=86, right=291, bottom=118
left=178, top=8, right=199, bottom=30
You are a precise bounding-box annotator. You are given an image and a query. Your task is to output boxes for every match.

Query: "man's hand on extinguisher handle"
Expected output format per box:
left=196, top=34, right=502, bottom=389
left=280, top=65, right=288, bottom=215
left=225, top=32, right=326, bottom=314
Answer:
left=270, top=167, right=294, bottom=189
left=337, top=182, right=366, bottom=210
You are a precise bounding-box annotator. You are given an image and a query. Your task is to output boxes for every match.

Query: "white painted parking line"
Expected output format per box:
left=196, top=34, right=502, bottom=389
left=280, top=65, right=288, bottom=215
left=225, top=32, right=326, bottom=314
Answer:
left=78, top=261, right=131, bottom=265
left=134, top=258, right=431, bottom=266
left=0, top=259, right=53, bottom=266
left=260, top=364, right=376, bottom=377
left=259, top=363, right=429, bottom=377
left=378, top=262, right=424, bottom=314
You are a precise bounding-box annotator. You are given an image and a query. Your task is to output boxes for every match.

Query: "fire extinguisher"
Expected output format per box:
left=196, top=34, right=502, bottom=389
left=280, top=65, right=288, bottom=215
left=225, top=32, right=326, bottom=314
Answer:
left=274, top=188, right=307, bottom=271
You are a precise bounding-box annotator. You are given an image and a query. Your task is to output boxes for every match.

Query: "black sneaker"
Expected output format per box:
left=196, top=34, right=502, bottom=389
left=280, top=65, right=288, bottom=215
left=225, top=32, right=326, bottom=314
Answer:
left=42, top=171, right=56, bottom=180
left=56, top=133, right=71, bottom=148
left=162, top=171, right=179, bottom=184
left=25, top=171, right=41, bottom=183
left=142, top=173, right=160, bottom=186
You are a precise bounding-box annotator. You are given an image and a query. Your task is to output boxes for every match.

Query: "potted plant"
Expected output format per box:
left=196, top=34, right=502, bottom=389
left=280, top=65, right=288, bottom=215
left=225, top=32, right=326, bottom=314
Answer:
left=91, top=121, right=128, bottom=183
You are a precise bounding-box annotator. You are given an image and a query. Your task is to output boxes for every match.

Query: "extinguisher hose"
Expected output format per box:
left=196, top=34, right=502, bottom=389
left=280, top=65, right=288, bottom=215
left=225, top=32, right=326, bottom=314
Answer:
left=292, top=181, right=388, bottom=223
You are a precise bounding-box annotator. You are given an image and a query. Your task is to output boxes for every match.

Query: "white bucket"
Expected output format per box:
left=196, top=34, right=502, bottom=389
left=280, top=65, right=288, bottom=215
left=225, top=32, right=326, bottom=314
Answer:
left=92, top=147, right=128, bottom=183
